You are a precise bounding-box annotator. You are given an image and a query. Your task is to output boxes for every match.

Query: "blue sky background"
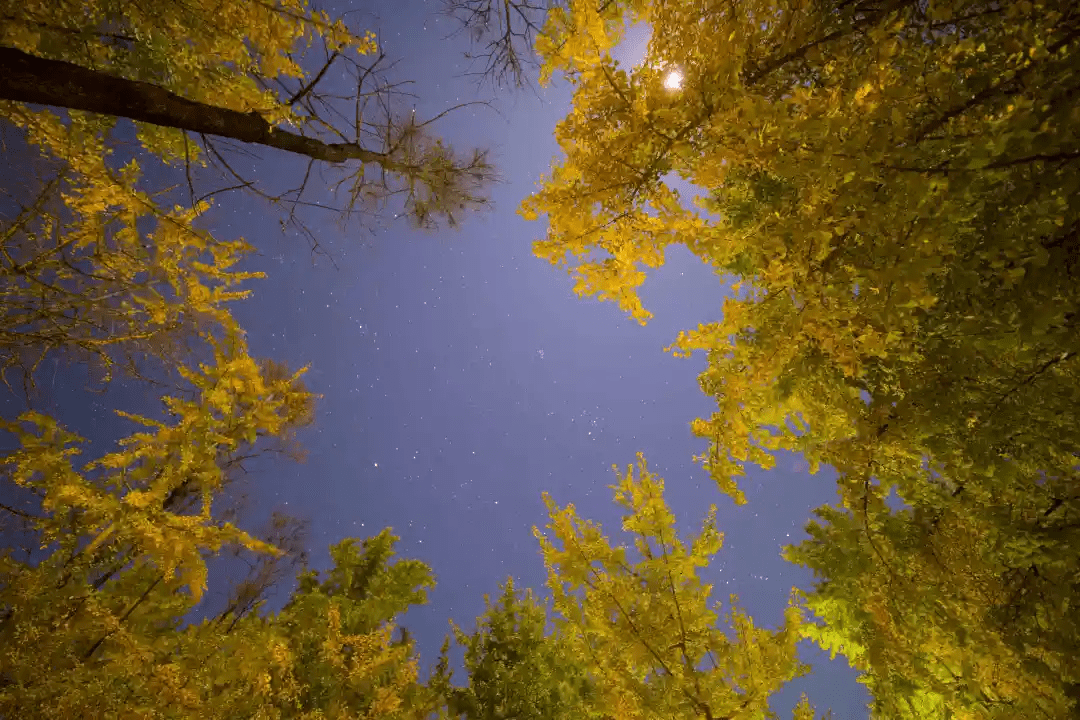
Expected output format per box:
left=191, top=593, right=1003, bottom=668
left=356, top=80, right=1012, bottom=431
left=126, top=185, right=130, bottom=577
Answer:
left=1, top=1, right=871, bottom=716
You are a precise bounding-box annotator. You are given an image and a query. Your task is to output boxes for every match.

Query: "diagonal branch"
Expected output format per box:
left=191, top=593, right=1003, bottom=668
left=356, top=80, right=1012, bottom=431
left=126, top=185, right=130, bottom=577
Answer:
left=288, top=50, right=340, bottom=106
left=1, top=46, right=416, bottom=171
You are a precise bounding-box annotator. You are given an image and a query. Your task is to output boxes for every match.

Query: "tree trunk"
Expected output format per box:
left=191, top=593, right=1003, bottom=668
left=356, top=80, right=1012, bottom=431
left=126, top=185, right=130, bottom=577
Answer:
left=0, top=46, right=393, bottom=167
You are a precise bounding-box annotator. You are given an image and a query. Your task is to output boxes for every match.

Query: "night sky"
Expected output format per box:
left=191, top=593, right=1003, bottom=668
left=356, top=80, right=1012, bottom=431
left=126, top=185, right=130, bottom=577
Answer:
left=3, top=2, right=870, bottom=717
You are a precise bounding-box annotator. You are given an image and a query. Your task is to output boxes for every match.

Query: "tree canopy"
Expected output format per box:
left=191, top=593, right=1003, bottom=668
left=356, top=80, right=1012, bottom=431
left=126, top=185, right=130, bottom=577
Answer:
left=6, top=0, right=1080, bottom=718
left=521, top=0, right=1080, bottom=716
left=2, top=2, right=826, bottom=717
left=2, top=417, right=825, bottom=718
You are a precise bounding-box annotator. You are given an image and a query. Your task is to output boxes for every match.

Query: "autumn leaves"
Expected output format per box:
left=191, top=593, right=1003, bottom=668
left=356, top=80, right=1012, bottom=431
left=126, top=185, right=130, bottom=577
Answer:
left=3, top=0, right=1080, bottom=717
left=526, top=0, right=1080, bottom=717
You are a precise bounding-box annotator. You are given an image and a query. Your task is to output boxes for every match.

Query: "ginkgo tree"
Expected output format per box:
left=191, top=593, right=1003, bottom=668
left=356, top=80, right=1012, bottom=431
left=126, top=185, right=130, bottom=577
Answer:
left=432, top=453, right=827, bottom=720
left=1, top=0, right=497, bottom=393
left=0, top=105, right=262, bottom=389
left=2, top=1, right=499, bottom=717
left=531, top=454, right=820, bottom=720
left=0, top=324, right=317, bottom=716
left=519, top=0, right=1080, bottom=717
left=1, top=0, right=495, bottom=229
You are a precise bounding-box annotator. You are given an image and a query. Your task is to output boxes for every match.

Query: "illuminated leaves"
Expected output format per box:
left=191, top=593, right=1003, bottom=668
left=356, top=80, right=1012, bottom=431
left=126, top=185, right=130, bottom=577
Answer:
left=2, top=335, right=313, bottom=602
left=1, top=3, right=457, bottom=719
left=0, top=329, right=329, bottom=718
left=526, top=0, right=1080, bottom=490
left=535, top=454, right=808, bottom=720
left=529, top=0, right=1080, bottom=717
left=2, top=0, right=494, bottom=230
left=0, top=451, right=428, bottom=720
left=0, top=103, right=261, bottom=387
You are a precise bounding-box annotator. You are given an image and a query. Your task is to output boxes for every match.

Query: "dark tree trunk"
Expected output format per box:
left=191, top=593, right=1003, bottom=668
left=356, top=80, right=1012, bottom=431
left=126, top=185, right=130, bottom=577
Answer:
left=0, top=45, right=392, bottom=167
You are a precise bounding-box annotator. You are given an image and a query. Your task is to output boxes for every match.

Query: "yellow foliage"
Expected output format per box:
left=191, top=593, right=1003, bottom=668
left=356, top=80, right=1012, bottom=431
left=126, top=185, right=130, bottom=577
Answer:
left=536, top=454, right=808, bottom=719
left=529, top=0, right=1080, bottom=717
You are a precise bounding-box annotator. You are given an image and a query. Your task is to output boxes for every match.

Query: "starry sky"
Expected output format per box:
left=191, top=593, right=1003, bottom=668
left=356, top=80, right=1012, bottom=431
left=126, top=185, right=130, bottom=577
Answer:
left=2, top=1, right=870, bottom=716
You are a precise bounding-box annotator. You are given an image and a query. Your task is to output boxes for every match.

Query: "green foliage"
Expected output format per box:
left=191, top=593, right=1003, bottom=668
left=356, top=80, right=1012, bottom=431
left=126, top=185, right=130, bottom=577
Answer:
left=432, top=579, right=596, bottom=720
left=785, top=482, right=1080, bottom=719
left=526, top=0, right=1080, bottom=716
left=16, top=0, right=1080, bottom=716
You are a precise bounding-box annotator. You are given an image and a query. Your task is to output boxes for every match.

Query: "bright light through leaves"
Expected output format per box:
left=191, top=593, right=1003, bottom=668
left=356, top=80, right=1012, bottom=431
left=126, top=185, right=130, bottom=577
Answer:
left=663, top=69, right=683, bottom=90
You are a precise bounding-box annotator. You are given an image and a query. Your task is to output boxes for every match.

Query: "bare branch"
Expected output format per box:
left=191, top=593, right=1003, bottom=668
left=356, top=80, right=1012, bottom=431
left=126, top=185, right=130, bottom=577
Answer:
left=442, top=0, right=549, bottom=90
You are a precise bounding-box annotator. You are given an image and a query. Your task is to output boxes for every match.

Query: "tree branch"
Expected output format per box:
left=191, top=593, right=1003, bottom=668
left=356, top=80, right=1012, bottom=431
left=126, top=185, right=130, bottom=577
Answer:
left=1, top=46, right=418, bottom=171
